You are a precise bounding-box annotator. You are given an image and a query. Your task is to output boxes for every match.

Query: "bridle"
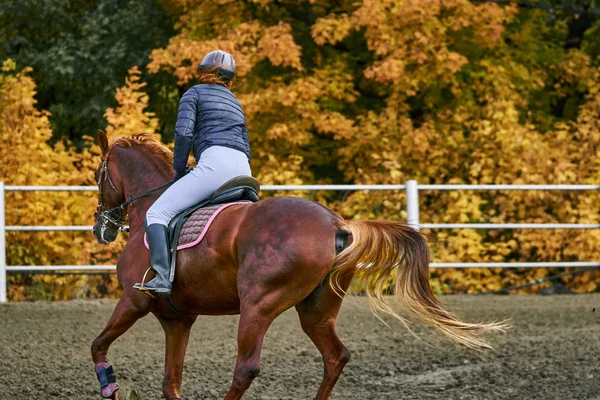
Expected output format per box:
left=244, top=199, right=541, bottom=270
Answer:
left=95, top=153, right=129, bottom=234
left=95, top=151, right=173, bottom=236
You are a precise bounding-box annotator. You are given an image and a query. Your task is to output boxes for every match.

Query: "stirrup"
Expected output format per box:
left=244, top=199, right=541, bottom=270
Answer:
left=134, top=267, right=157, bottom=299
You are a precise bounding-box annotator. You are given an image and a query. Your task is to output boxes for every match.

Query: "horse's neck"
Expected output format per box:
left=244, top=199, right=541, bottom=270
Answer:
left=115, top=147, right=172, bottom=230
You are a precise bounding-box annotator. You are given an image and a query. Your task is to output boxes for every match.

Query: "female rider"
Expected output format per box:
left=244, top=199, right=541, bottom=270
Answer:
left=134, top=50, right=252, bottom=297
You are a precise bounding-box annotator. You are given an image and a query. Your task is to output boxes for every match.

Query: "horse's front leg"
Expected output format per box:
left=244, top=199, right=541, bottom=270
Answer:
left=156, top=315, right=197, bottom=400
left=91, top=291, right=149, bottom=399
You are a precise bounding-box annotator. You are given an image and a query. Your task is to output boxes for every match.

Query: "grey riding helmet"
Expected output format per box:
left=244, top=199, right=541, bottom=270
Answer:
left=198, top=50, right=236, bottom=82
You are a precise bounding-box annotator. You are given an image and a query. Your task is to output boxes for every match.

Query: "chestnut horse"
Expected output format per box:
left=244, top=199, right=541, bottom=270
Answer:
left=91, top=132, right=504, bottom=400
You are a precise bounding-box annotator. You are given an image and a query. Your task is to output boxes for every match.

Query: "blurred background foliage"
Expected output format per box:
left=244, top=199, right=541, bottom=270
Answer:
left=0, top=0, right=599, bottom=301
left=0, top=0, right=177, bottom=147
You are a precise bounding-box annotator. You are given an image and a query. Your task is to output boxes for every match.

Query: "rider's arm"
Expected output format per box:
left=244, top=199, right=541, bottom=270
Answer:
left=173, top=87, right=198, bottom=177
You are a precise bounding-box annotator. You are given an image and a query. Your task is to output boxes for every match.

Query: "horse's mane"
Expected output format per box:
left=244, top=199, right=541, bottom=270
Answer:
left=110, top=134, right=173, bottom=164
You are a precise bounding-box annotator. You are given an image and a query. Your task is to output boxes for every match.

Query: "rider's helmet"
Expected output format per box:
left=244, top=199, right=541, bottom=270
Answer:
left=198, top=50, right=236, bottom=82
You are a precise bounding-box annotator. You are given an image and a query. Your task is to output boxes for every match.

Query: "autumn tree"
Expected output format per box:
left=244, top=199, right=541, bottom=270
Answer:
left=104, top=66, right=160, bottom=141
left=147, top=0, right=600, bottom=293
left=0, top=0, right=175, bottom=146
left=0, top=60, right=121, bottom=300
left=1, top=0, right=598, bottom=298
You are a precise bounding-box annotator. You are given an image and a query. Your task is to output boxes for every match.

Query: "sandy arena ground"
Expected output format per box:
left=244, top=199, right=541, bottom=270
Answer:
left=0, top=294, right=599, bottom=399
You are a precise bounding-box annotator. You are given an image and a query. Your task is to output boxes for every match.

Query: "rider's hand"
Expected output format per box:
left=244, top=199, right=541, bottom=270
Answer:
left=173, top=170, right=186, bottom=182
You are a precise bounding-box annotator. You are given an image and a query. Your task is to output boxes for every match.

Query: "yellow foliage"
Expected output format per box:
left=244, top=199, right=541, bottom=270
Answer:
left=3, top=0, right=600, bottom=298
left=259, top=22, right=303, bottom=71
left=104, top=66, right=160, bottom=141
left=312, top=13, right=353, bottom=46
left=0, top=60, right=121, bottom=301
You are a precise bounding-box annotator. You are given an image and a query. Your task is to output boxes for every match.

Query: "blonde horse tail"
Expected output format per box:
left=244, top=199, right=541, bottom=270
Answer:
left=330, top=220, right=508, bottom=350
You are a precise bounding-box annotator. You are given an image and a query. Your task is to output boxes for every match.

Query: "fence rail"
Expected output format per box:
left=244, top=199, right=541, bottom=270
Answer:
left=1, top=181, right=599, bottom=302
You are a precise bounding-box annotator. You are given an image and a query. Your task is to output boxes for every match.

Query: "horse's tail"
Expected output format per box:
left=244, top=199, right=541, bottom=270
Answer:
left=330, top=220, right=508, bottom=350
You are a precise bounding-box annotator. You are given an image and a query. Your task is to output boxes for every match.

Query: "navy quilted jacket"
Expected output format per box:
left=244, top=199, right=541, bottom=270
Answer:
left=173, top=84, right=250, bottom=174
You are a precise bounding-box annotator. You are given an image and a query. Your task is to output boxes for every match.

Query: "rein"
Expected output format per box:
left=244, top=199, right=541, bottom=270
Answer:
left=96, top=152, right=172, bottom=233
left=118, top=181, right=173, bottom=211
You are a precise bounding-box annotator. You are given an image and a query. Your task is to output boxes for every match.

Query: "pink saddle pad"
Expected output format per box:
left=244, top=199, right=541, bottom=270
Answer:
left=144, top=202, right=249, bottom=251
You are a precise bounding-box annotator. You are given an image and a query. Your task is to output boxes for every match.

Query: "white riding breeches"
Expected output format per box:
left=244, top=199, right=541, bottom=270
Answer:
left=146, top=145, right=252, bottom=226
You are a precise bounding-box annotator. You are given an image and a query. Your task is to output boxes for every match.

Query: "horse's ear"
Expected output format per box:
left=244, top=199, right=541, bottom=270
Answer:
left=98, top=130, right=109, bottom=156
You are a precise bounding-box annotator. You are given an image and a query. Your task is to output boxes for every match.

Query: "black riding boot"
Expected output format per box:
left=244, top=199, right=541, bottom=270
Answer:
left=134, top=223, right=172, bottom=296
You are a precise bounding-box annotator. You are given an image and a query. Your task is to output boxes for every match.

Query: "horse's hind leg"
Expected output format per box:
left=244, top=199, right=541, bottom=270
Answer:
left=224, top=281, right=329, bottom=400
left=295, top=276, right=353, bottom=400
left=223, top=305, right=277, bottom=400
left=91, top=293, right=149, bottom=399
left=156, top=315, right=197, bottom=400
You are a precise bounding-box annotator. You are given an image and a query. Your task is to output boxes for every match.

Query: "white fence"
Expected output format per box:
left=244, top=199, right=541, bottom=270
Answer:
left=1, top=181, right=599, bottom=302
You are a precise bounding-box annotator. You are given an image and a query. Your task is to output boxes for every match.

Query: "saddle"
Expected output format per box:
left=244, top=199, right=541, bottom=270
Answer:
left=167, top=175, right=260, bottom=280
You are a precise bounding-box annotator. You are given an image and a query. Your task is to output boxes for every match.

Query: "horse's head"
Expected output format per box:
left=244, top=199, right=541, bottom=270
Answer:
left=92, top=130, right=127, bottom=244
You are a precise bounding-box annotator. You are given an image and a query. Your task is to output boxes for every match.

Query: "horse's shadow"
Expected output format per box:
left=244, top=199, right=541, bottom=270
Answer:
left=123, top=389, right=140, bottom=400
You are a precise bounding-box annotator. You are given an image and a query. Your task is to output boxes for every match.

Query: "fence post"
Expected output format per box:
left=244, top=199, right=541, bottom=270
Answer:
left=0, top=182, right=6, bottom=303
left=406, top=180, right=420, bottom=231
